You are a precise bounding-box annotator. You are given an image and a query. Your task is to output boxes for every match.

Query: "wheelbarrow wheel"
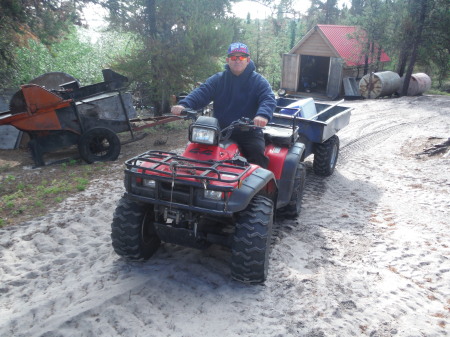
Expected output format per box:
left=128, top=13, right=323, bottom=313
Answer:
left=78, top=127, right=121, bottom=164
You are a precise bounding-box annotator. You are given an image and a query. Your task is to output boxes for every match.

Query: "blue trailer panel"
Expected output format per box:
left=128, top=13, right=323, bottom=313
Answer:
left=273, top=97, right=352, bottom=143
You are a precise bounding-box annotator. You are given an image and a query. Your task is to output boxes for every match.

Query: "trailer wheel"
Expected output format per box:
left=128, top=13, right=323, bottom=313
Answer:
left=78, top=127, right=121, bottom=164
left=111, top=196, right=161, bottom=260
left=313, top=135, right=339, bottom=176
left=231, top=195, right=274, bottom=284
left=278, top=162, right=306, bottom=219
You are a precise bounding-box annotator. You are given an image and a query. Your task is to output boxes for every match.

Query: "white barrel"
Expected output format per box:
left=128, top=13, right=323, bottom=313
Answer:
left=401, top=73, right=432, bottom=96
left=359, top=71, right=401, bottom=99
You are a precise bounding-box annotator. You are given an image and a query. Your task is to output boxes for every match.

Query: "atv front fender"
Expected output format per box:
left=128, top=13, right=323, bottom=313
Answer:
left=226, top=168, right=277, bottom=213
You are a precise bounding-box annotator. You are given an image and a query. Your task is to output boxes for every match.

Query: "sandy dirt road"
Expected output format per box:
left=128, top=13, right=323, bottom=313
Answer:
left=0, top=95, right=449, bottom=337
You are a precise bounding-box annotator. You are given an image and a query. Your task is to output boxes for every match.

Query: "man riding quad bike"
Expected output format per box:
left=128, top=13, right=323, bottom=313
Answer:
left=111, top=110, right=306, bottom=284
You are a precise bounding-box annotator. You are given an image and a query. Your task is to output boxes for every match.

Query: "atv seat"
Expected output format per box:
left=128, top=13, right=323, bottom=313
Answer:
left=263, top=124, right=299, bottom=146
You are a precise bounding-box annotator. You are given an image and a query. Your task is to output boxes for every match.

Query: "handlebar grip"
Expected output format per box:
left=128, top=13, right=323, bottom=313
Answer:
left=181, top=109, right=198, bottom=121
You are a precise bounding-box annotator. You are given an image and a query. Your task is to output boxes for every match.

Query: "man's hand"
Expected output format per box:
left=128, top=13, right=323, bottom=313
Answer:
left=253, top=116, right=268, bottom=127
left=171, top=105, right=185, bottom=115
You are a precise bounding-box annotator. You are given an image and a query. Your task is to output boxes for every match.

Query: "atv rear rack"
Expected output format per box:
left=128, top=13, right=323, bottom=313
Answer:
left=125, top=150, right=251, bottom=187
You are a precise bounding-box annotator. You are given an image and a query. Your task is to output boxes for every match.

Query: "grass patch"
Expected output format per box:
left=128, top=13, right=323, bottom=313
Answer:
left=427, top=89, right=450, bottom=96
left=75, top=178, right=89, bottom=191
left=0, top=164, right=11, bottom=173
left=0, top=161, right=108, bottom=226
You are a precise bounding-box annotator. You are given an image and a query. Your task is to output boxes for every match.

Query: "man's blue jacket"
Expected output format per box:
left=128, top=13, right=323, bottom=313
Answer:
left=178, top=60, right=276, bottom=129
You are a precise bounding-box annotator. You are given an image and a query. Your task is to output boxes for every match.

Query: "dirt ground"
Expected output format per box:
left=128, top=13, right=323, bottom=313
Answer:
left=0, top=95, right=449, bottom=337
left=0, top=121, right=188, bottom=225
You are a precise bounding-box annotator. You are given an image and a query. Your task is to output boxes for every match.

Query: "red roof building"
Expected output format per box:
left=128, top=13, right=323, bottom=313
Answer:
left=281, top=25, right=391, bottom=98
left=313, top=25, right=390, bottom=66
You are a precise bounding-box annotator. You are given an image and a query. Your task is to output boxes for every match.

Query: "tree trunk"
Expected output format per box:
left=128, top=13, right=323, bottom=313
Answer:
left=396, top=48, right=409, bottom=77
left=145, top=0, right=157, bottom=38
left=401, top=0, right=428, bottom=96
left=375, top=44, right=382, bottom=72
left=363, top=41, right=370, bottom=75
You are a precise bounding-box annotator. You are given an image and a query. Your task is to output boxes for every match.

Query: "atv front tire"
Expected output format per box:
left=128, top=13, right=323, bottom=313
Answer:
left=278, top=162, right=306, bottom=219
left=231, top=195, right=274, bottom=284
left=313, top=135, right=339, bottom=176
left=111, top=196, right=161, bottom=260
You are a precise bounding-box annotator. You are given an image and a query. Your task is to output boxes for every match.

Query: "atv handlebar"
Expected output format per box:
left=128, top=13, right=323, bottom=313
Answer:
left=164, top=109, right=199, bottom=121
left=170, top=109, right=264, bottom=130
left=220, top=117, right=264, bottom=142
left=167, top=110, right=263, bottom=143
left=223, top=117, right=264, bottom=132
left=180, top=109, right=199, bottom=121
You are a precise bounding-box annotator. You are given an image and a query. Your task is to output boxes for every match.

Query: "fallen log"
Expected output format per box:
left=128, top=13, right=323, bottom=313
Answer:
left=416, top=137, right=450, bottom=157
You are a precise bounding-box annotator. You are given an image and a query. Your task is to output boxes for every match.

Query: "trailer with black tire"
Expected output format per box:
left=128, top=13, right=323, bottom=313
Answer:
left=0, top=69, right=179, bottom=167
left=273, top=96, right=352, bottom=176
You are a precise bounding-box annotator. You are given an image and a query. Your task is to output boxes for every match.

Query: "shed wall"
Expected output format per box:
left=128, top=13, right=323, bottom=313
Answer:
left=342, top=63, right=387, bottom=80
left=281, top=54, right=301, bottom=91
left=342, top=67, right=360, bottom=78
left=293, top=34, right=337, bottom=58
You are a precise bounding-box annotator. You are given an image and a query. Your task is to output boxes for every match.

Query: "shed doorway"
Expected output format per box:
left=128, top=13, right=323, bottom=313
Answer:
left=300, top=55, right=330, bottom=94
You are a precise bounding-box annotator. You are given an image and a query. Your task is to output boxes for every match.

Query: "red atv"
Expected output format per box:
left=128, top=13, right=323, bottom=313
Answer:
left=111, top=110, right=306, bottom=283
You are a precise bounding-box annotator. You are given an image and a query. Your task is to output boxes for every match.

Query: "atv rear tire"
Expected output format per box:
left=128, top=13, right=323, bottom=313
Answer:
left=313, top=135, right=339, bottom=176
left=231, top=195, right=274, bottom=284
left=111, top=196, right=161, bottom=260
left=278, top=162, right=306, bottom=219
left=78, top=127, right=121, bottom=164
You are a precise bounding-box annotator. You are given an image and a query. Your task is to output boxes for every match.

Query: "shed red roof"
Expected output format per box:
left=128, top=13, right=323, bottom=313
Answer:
left=317, top=25, right=390, bottom=66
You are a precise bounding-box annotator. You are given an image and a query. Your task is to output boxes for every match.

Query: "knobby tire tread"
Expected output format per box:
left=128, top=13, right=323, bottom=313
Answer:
left=111, top=196, right=160, bottom=260
left=231, top=195, right=274, bottom=284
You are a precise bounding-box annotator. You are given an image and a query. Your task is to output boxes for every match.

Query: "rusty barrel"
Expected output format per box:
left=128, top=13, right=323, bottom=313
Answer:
left=359, top=71, right=401, bottom=99
left=400, top=73, right=432, bottom=96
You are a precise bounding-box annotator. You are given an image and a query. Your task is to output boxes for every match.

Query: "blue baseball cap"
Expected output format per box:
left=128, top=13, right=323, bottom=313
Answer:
left=227, top=42, right=250, bottom=56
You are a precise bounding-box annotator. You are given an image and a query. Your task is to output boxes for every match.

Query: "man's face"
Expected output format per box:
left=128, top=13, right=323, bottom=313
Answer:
left=226, top=53, right=250, bottom=76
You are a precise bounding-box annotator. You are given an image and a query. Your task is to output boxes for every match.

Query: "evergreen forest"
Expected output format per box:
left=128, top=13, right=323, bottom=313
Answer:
left=0, top=0, right=448, bottom=114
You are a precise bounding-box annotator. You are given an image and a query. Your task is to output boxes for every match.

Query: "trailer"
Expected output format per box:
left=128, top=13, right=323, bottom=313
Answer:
left=0, top=69, right=178, bottom=167
left=263, top=96, right=352, bottom=176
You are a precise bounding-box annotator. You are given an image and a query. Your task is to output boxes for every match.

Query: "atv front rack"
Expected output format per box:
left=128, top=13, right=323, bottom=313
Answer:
left=123, top=150, right=258, bottom=216
left=125, top=150, right=252, bottom=188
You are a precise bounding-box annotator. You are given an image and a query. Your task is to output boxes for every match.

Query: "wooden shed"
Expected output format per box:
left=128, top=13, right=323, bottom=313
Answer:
left=281, top=24, right=391, bottom=99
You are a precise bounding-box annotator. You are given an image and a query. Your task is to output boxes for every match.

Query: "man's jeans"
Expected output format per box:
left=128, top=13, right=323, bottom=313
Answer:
left=231, top=129, right=268, bottom=168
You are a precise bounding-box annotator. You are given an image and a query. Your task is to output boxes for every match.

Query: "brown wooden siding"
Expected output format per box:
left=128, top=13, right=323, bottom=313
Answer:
left=281, top=54, right=301, bottom=91
left=342, top=68, right=358, bottom=78
left=342, top=63, right=387, bottom=79
left=292, top=34, right=338, bottom=58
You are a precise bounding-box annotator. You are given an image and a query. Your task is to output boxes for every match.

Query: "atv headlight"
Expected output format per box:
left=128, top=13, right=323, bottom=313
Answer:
left=189, top=116, right=220, bottom=145
left=191, top=127, right=216, bottom=145
left=143, top=179, right=156, bottom=188
left=204, top=189, right=223, bottom=200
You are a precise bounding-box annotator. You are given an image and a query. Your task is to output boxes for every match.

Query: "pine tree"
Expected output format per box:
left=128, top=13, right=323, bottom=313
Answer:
left=99, top=0, right=235, bottom=115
